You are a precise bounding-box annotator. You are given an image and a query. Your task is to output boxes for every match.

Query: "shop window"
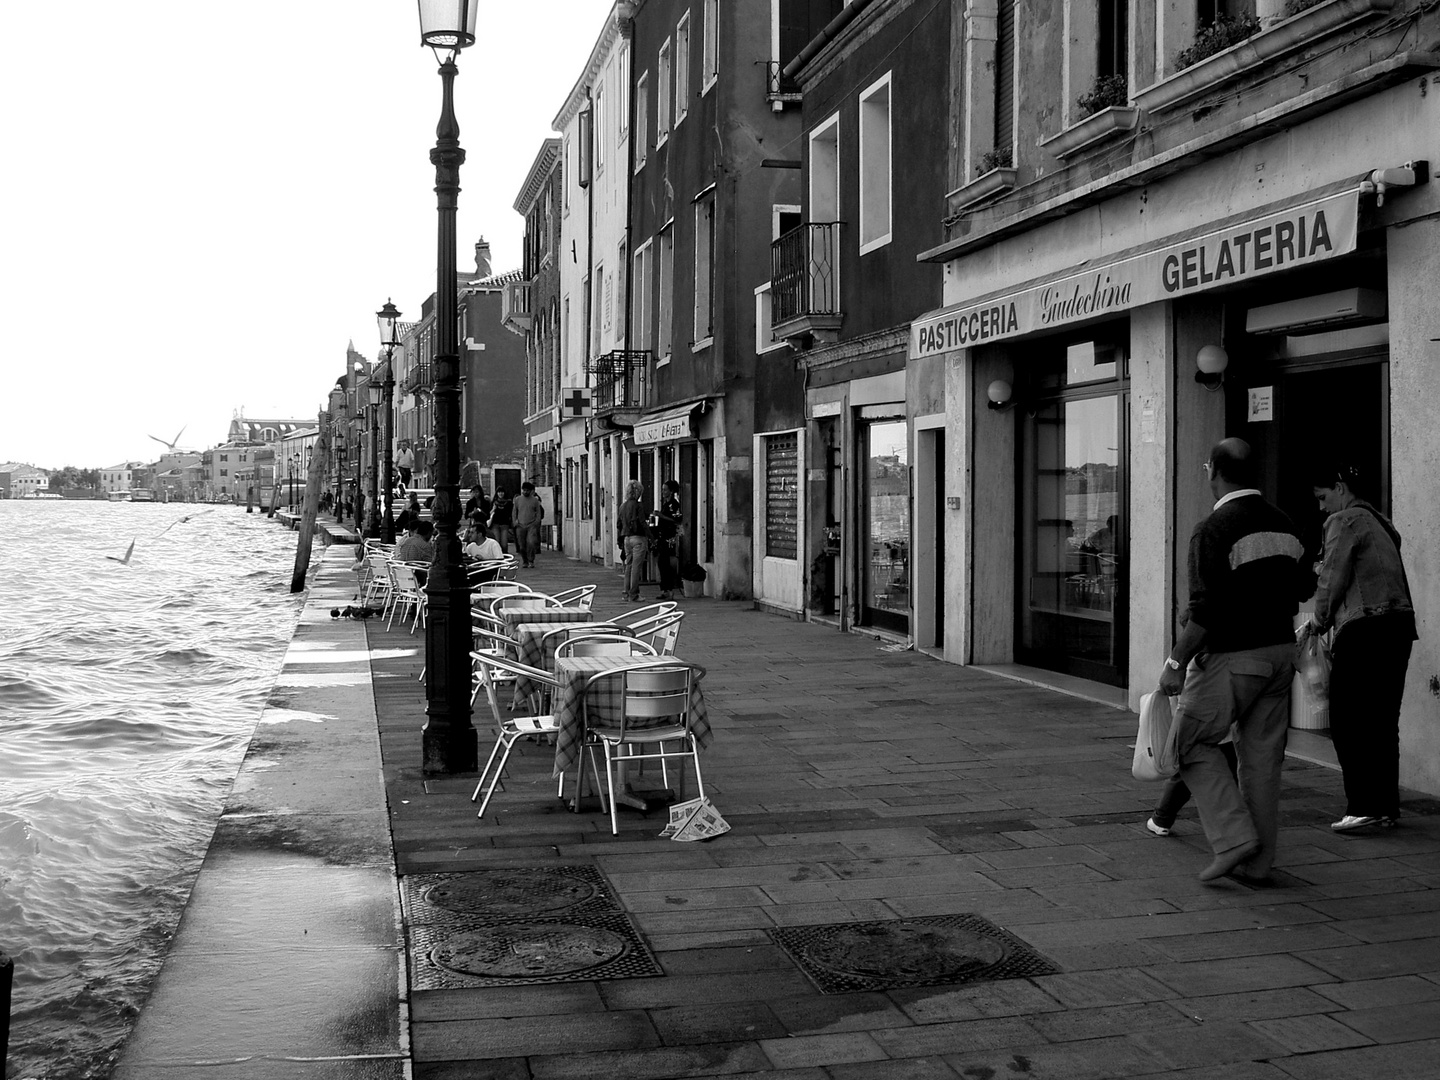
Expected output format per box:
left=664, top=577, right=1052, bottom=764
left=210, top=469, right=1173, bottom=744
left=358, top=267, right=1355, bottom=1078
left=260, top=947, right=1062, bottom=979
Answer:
left=858, top=72, right=892, bottom=253
left=675, top=13, right=690, bottom=125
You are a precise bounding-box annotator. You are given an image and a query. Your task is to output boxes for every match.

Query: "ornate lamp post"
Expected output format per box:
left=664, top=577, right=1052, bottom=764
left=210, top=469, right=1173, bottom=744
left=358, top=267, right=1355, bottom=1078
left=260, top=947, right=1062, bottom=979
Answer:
left=377, top=299, right=402, bottom=544
left=366, top=373, right=382, bottom=538
left=415, top=0, right=478, bottom=773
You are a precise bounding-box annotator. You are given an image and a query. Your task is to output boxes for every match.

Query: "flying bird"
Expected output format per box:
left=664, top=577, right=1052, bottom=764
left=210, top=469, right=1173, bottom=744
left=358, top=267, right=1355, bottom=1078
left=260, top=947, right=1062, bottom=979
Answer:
left=155, top=509, right=214, bottom=537
left=147, top=425, right=188, bottom=452
left=105, top=539, right=136, bottom=565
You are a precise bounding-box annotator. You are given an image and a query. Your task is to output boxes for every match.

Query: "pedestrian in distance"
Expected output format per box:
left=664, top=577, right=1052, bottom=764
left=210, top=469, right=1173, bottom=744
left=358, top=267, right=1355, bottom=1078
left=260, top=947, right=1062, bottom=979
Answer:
left=617, top=480, right=650, bottom=603
left=488, top=489, right=515, bottom=554
left=653, top=479, right=683, bottom=600
left=1300, top=459, right=1417, bottom=833
left=513, top=481, right=545, bottom=569
left=464, top=485, right=491, bottom=533
left=395, top=440, right=414, bottom=489
left=1158, top=438, right=1315, bottom=884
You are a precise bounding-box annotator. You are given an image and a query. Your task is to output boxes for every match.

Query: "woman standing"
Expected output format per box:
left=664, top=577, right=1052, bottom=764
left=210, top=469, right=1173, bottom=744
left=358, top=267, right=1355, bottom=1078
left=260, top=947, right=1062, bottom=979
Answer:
left=654, top=479, right=683, bottom=600
left=617, top=480, right=650, bottom=603
left=1301, top=461, right=1417, bottom=832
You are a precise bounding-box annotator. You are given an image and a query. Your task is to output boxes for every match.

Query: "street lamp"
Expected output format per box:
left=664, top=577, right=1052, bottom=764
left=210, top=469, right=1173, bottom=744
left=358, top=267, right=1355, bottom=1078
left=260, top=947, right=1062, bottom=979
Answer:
left=366, top=374, right=382, bottom=538
left=414, top=0, right=478, bottom=774
left=377, top=299, right=401, bottom=544
left=353, top=359, right=366, bottom=529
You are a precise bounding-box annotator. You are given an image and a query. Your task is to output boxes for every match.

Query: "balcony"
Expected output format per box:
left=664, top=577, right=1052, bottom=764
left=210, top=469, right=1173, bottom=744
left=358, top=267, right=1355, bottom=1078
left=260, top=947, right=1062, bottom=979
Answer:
left=764, top=61, right=801, bottom=110
left=502, top=278, right=533, bottom=335
left=771, top=222, right=843, bottom=346
left=587, top=350, right=650, bottom=413
left=400, top=363, right=432, bottom=397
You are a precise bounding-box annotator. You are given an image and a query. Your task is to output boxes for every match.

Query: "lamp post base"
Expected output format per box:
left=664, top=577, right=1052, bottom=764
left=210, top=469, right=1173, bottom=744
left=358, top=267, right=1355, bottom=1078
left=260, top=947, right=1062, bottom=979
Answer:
left=421, top=723, right=478, bottom=775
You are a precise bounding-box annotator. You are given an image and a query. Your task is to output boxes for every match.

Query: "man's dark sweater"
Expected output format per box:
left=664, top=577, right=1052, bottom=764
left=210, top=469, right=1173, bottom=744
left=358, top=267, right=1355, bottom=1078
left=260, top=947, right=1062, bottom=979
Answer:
left=1185, top=492, right=1315, bottom=653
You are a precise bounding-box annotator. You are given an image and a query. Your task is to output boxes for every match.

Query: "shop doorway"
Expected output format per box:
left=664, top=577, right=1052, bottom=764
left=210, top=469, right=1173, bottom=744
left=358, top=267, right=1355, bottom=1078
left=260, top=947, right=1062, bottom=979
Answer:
left=860, top=417, right=910, bottom=635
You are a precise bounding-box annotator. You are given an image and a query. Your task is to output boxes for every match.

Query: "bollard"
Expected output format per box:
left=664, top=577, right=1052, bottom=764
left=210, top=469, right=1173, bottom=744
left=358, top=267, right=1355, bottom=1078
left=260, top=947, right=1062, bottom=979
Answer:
left=1, top=949, right=12, bottom=1076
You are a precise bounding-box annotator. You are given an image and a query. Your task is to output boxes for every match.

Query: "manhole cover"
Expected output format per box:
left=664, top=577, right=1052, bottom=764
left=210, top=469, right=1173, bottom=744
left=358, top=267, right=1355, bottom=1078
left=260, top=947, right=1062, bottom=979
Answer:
left=431, top=922, right=627, bottom=979
left=770, top=914, right=1059, bottom=994
left=408, top=910, right=664, bottom=989
left=422, top=868, right=599, bottom=917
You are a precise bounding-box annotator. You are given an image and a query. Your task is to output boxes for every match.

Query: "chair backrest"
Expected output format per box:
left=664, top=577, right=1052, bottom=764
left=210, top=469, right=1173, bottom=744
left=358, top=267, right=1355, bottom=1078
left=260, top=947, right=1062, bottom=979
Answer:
left=551, top=585, right=597, bottom=611
left=616, top=601, right=678, bottom=629
left=391, top=562, right=422, bottom=592
left=470, top=649, right=557, bottom=721
left=556, top=634, right=658, bottom=658
left=474, top=580, right=530, bottom=598
left=539, top=623, right=625, bottom=653
left=584, top=662, right=692, bottom=737
left=638, top=611, right=684, bottom=655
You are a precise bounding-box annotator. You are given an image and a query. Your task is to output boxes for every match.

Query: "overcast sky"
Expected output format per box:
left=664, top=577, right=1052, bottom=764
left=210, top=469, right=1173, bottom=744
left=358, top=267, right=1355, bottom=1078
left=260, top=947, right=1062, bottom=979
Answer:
left=0, top=1, right=608, bottom=470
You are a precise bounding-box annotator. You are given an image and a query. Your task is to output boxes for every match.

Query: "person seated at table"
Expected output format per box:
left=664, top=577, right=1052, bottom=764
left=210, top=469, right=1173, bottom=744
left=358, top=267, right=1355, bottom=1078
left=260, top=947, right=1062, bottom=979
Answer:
left=395, top=492, right=422, bottom=535
left=394, top=519, right=434, bottom=565
left=464, top=525, right=503, bottom=563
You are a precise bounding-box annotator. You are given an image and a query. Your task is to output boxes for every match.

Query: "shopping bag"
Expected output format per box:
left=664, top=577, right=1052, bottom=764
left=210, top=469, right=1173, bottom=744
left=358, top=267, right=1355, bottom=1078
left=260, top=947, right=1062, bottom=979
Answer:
left=1291, top=632, right=1331, bottom=730
left=1132, top=690, right=1179, bottom=782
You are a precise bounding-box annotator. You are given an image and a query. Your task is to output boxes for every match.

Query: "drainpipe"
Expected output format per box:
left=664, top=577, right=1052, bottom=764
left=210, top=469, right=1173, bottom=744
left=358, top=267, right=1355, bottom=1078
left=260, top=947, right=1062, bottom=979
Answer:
left=782, top=0, right=878, bottom=82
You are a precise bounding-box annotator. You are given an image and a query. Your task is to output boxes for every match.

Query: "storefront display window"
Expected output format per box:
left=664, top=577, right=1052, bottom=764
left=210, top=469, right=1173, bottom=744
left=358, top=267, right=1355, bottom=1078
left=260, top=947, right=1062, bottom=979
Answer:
left=863, top=418, right=909, bottom=634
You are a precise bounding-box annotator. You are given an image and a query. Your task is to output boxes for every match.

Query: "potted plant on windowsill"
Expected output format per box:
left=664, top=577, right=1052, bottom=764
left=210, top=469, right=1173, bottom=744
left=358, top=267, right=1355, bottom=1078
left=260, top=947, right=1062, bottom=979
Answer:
left=1175, top=14, right=1262, bottom=68
left=948, top=148, right=1018, bottom=213
left=1039, top=75, right=1138, bottom=159
left=680, top=563, right=707, bottom=598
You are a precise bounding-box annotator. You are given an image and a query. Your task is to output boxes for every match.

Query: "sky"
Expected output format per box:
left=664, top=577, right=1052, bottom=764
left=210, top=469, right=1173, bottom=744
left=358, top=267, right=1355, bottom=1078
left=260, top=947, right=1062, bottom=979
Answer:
left=0, top=1, right=610, bottom=470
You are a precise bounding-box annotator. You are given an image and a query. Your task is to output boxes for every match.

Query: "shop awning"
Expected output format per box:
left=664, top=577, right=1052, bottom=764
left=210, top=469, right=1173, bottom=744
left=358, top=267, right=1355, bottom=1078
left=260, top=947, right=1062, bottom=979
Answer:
left=632, top=401, right=703, bottom=446
left=909, top=184, right=1363, bottom=360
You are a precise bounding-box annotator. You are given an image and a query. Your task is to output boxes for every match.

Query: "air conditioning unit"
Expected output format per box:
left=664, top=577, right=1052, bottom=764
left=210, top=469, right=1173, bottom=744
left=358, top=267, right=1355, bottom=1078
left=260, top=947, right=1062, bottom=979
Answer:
left=1245, top=288, right=1386, bottom=335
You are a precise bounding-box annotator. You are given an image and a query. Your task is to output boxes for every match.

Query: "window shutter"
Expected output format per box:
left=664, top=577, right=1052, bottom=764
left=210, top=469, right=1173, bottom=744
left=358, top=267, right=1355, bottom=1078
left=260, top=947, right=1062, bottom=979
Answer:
left=994, top=0, right=1015, bottom=153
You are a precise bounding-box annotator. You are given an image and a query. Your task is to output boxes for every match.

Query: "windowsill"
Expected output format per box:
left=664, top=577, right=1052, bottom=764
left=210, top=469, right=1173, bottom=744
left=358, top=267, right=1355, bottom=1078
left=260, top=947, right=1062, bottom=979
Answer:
left=702, top=76, right=717, bottom=95
left=758, top=342, right=787, bottom=355
left=676, top=112, right=688, bottom=126
left=1038, top=106, right=1140, bottom=159
left=656, top=354, right=672, bottom=367
left=691, top=335, right=713, bottom=352
left=859, top=233, right=892, bottom=256
left=947, top=167, right=1018, bottom=213
left=635, top=157, right=647, bottom=174
left=657, top=133, right=670, bottom=149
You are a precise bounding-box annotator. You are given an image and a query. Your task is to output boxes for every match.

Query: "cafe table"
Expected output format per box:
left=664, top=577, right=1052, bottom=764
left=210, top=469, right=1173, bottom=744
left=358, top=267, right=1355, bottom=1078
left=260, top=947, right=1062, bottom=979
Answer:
left=496, top=599, right=595, bottom=632
left=550, top=654, right=712, bottom=785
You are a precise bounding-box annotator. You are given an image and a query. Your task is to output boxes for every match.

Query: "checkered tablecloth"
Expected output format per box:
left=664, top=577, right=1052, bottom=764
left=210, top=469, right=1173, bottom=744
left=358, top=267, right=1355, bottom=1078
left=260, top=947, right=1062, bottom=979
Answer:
left=551, top=655, right=712, bottom=778
left=498, top=601, right=594, bottom=629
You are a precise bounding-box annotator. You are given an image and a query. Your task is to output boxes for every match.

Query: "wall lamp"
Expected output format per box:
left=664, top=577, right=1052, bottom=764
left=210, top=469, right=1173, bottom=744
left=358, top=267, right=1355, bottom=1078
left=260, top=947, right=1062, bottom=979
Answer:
left=1195, top=345, right=1228, bottom=390
left=987, top=379, right=1016, bottom=411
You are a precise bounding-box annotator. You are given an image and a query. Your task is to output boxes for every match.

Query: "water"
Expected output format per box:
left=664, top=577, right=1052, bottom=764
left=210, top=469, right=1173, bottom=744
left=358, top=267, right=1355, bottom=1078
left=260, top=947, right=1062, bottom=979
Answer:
left=0, top=501, right=304, bottom=1079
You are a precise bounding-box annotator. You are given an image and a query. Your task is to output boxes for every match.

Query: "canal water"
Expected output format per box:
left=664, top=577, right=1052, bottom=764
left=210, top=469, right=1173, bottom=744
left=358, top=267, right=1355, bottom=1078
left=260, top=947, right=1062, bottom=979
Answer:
left=0, top=501, right=304, bottom=1079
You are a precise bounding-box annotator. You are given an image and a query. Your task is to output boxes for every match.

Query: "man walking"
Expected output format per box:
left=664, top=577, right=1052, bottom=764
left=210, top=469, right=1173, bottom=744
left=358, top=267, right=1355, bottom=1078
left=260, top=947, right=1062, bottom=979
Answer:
left=1158, top=438, right=1314, bottom=883
left=513, top=481, right=545, bottom=569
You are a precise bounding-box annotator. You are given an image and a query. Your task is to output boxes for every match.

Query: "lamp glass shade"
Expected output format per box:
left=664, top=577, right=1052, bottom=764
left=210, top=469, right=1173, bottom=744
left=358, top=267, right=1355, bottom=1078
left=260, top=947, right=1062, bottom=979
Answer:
left=368, top=383, right=383, bottom=407
left=1196, top=345, right=1229, bottom=375
left=417, top=0, right=479, bottom=48
left=376, top=300, right=401, bottom=347
left=987, top=379, right=1013, bottom=405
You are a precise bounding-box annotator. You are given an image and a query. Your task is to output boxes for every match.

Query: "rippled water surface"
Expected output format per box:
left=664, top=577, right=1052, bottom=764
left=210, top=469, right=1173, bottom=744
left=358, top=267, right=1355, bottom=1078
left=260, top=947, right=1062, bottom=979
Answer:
left=0, top=502, right=303, bottom=1079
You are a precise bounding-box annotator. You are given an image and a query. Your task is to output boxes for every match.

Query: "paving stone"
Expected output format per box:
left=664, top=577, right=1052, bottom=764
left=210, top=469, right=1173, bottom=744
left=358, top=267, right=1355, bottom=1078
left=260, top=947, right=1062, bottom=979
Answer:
left=527, top=1041, right=774, bottom=1080
left=758, top=1030, right=889, bottom=1069
left=1145, top=922, right=1362, bottom=962
left=825, top=1058, right=960, bottom=1080
left=410, top=983, right=605, bottom=1022
left=888, top=978, right=1064, bottom=1023
left=656, top=943, right=798, bottom=976
left=765, top=992, right=915, bottom=1035
left=414, top=1060, right=530, bottom=1080
left=1029, top=1000, right=1193, bottom=1041
left=1327, top=998, right=1440, bottom=1043
left=649, top=1000, right=787, bottom=1045
left=1122, top=1064, right=1294, bottom=1080
left=623, top=885, right=772, bottom=912
left=941, top=1036, right=1164, bottom=1079
left=868, top=1016, right=1044, bottom=1057
left=1296, top=936, right=1440, bottom=981
left=1170, top=986, right=1338, bottom=1022
left=1143, top=954, right=1338, bottom=996
left=412, top=1009, right=659, bottom=1061
left=1262, top=1036, right=1440, bottom=1079
left=1311, top=973, right=1440, bottom=1010
left=1248, top=1012, right=1375, bottom=1053
left=1031, top=968, right=1181, bottom=1008
left=598, top=969, right=816, bottom=1009
left=1127, top=1020, right=1289, bottom=1069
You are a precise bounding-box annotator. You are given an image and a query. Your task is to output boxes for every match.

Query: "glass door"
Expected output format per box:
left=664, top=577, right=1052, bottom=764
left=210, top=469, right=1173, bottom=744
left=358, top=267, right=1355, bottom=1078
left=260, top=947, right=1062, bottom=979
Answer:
left=1018, top=392, right=1127, bottom=684
left=862, top=418, right=910, bottom=634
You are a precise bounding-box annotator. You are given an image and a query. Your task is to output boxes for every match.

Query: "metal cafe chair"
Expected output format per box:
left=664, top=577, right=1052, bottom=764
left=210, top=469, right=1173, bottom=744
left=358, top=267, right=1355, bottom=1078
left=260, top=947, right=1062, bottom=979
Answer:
left=468, top=650, right=563, bottom=820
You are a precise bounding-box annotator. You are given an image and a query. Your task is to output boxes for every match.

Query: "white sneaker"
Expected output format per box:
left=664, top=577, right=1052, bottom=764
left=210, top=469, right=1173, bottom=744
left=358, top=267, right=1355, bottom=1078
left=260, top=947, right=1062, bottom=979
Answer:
left=1331, top=814, right=1382, bottom=832
left=1145, top=818, right=1172, bottom=837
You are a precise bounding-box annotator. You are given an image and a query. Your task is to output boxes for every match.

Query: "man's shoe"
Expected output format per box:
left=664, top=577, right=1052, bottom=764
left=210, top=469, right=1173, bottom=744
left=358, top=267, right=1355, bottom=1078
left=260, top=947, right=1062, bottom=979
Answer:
left=1199, top=840, right=1261, bottom=882
left=1332, top=814, right=1383, bottom=832
left=1145, top=818, right=1172, bottom=837
left=1229, top=866, right=1274, bottom=886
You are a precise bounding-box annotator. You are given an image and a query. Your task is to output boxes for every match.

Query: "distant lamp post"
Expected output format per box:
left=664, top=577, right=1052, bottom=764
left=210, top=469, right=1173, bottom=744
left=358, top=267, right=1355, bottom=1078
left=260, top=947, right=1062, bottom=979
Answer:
left=377, top=299, right=401, bottom=544
left=414, top=0, right=479, bottom=774
left=366, top=375, right=382, bottom=538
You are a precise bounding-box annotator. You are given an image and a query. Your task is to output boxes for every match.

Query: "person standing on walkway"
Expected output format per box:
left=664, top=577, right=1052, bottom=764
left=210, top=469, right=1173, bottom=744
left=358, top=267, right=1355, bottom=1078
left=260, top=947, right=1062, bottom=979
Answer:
left=488, top=489, right=514, bottom=554
left=653, top=479, right=683, bottom=600
left=513, top=482, right=545, bottom=569
left=395, top=440, right=414, bottom=489
left=617, top=480, right=650, bottom=603
left=464, top=485, right=491, bottom=533
left=1300, top=460, right=1416, bottom=833
left=1158, top=438, right=1314, bottom=883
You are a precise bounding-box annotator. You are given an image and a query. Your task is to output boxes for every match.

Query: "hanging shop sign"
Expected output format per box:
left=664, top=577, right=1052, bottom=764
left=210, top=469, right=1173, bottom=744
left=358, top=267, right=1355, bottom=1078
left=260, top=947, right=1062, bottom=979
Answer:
left=910, top=189, right=1359, bottom=359
left=633, top=403, right=699, bottom=446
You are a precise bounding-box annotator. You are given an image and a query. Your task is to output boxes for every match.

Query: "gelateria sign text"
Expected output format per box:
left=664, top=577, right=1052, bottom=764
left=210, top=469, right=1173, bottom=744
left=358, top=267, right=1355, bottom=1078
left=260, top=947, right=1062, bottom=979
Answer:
left=910, top=190, right=1359, bottom=359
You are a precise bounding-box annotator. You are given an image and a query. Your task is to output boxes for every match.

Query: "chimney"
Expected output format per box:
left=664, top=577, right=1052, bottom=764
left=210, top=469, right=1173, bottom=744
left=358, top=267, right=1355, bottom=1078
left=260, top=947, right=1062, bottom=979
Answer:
left=474, top=236, right=492, bottom=278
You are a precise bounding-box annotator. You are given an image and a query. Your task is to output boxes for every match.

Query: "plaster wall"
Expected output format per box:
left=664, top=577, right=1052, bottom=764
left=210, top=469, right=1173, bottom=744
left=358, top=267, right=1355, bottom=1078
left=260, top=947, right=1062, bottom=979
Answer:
left=943, top=351, right=974, bottom=663
left=968, top=346, right=1017, bottom=664
left=1386, top=215, right=1440, bottom=796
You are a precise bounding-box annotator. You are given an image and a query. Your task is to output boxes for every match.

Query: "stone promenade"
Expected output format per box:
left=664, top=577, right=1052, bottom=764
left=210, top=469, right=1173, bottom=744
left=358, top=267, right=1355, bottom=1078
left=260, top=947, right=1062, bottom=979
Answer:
left=369, top=555, right=1440, bottom=1080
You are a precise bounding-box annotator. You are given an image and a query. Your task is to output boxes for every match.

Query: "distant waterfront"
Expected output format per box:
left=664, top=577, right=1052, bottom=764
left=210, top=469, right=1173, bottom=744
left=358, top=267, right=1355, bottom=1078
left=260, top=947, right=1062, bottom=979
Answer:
left=0, top=502, right=299, bottom=1079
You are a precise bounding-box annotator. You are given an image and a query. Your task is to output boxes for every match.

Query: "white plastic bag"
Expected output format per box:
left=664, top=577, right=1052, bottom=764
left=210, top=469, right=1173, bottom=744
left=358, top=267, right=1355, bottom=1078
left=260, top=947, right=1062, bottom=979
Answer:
left=1132, top=690, right=1179, bottom=782
left=1291, top=632, right=1331, bottom=730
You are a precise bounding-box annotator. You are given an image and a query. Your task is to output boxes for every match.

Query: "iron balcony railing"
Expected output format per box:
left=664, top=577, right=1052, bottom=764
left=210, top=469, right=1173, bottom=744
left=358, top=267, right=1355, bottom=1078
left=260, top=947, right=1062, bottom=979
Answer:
left=764, top=61, right=801, bottom=106
left=400, top=363, right=432, bottom=396
left=501, top=279, right=533, bottom=334
left=771, top=222, right=842, bottom=326
left=586, top=350, right=650, bottom=412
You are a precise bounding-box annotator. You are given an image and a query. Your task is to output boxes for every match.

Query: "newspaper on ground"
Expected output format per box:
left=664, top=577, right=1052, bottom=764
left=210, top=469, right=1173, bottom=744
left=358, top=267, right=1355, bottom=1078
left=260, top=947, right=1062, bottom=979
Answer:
left=659, top=796, right=730, bottom=842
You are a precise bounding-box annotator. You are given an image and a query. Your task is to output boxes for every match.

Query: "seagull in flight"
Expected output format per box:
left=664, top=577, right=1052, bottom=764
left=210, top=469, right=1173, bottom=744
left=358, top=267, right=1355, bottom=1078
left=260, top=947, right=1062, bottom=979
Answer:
left=105, top=539, right=136, bottom=565
left=148, top=425, right=188, bottom=452
left=155, top=509, right=214, bottom=537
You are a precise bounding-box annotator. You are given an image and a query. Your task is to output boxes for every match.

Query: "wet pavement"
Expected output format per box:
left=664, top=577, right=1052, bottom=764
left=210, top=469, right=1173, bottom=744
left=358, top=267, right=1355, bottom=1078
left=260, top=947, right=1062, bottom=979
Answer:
left=369, top=554, right=1440, bottom=1080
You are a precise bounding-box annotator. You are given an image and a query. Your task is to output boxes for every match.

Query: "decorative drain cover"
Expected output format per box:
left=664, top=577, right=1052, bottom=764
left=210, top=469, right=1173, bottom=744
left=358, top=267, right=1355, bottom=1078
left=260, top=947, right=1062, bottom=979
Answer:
left=402, top=866, right=620, bottom=926
left=770, top=914, right=1059, bottom=994
left=431, top=922, right=628, bottom=979
left=409, top=911, right=663, bottom=989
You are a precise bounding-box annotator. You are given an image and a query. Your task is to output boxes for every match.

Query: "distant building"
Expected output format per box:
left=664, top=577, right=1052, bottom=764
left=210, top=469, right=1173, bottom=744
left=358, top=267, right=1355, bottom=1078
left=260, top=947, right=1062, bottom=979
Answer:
left=100, top=461, right=148, bottom=493
left=0, top=463, right=50, bottom=499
